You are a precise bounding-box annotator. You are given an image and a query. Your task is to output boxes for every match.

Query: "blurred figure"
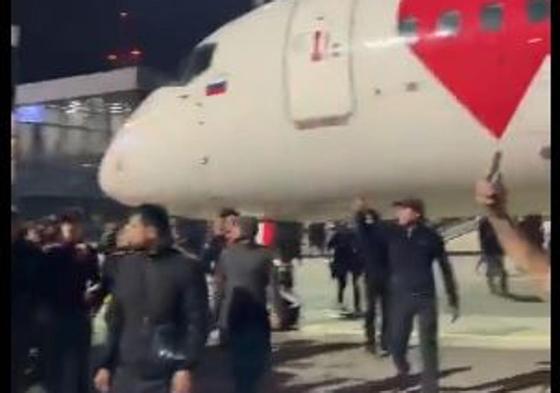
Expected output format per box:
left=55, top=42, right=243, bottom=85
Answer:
left=216, top=216, right=273, bottom=393
left=353, top=198, right=390, bottom=356
left=518, top=215, right=545, bottom=251
left=200, top=208, right=240, bottom=275
left=98, top=222, right=119, bottom=255
left=269, top=248, right=301, bottom=331
left=475, top=179, right=550, bottom=299
left=327, top=222, right=362, bottom=315
left=12, top=208, right=47, bottom=393
left=93, top=205, right=208, bottom=393
left=478, top=217, right=508, bottom=296
left=308, top=223, right=327, bottom=255
left=39, top=215, right=62, bottom=250
left=23, top=222, right=43, bottom=247
left=200, top=208, right=240, bottom=339
left=42, top=210, right=100, bottom=393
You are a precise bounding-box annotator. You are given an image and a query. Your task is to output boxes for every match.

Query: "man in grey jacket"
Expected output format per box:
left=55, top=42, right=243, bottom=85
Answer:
left=216, top=216, right=273, bottom=393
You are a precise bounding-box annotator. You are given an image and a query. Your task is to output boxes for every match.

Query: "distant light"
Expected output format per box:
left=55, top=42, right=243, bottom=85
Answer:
left=107, top=54, right=117, bottom=61
left=120, top=11, right=128, bottom=18
left=130, top=49, right=142, bottom=56
left=15, top=105, right=46, bottom=123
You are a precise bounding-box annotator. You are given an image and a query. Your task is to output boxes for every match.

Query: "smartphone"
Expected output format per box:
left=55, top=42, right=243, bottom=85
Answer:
left=486, top=150, right=502, bottom=184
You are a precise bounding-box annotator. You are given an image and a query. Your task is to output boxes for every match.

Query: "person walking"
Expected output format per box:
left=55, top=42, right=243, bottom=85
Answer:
left=383, top=198, right=460, bottom=393
left=327, top=222, right=363, bottom=315
left=478, top=216, right=508, bottom=296
left=216, top=216, right=274, bottom=393
left=353, top=200, right=390, bottom=356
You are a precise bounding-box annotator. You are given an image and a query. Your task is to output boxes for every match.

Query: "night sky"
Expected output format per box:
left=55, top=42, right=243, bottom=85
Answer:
left=15, top=0, right=253, bottom=83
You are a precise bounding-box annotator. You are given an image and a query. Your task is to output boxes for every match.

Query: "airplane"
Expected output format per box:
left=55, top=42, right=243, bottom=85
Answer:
left=98, top=0, right=550, bottom=229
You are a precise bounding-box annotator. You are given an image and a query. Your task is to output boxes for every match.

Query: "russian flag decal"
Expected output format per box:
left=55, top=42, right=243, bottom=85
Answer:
left=206, top=79, right=228, bottom=96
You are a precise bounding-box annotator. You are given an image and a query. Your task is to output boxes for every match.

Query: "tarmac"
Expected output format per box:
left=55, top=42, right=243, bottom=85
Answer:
left=195, top=255, right=550, bottom=392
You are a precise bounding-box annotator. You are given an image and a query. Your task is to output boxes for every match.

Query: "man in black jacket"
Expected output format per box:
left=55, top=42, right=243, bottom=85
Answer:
left=93, top=205, right=209, bottom=393
left=353, top=200, right=390, bottom=356
left=385, top=199, right=460, bottom=393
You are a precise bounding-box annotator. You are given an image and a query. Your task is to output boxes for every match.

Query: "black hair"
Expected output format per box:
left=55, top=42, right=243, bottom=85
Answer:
left=131, top=204, right=173, bottom=248
left=59, top=208, right=84, bottom=224
left=219, top=208, right=240, bottom=219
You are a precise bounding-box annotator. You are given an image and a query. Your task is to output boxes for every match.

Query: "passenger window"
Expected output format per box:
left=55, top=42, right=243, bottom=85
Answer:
left=527, top=0, right=549, bottom=22
left=180, top=43, right=217, bottom=84
left=398, top=17, right=419, bottom=40
left=436, top=11, right=461, bottom=37
left=481, top=3, right=504, bottom=31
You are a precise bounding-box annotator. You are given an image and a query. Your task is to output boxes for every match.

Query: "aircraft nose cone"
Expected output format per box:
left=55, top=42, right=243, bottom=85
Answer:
left=98, top=145, right=125, bottom=200
left=98, top=130, right=142, bottom=203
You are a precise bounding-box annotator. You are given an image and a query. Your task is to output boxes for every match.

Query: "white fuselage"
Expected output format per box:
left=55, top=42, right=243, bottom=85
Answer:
left=99, top=0, right=550, bottom=220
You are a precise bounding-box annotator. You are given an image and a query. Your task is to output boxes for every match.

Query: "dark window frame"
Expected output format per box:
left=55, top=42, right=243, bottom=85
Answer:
left=180, top=43, right=217, bottom=84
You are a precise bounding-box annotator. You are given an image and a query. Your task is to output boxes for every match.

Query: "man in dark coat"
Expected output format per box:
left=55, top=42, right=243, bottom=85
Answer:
left=216, top=216, right=273, bottom=393
left=11, top=209, right=46, bottom=393
left=353, top=201, right=390, bottom=355
left=42, top=211, right=100, bottom=393
left=93, top=204, right=209, bottom=393
left=327, top=222, right=362, bottom=315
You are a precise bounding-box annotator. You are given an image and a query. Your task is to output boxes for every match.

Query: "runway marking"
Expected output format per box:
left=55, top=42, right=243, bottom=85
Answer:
left=298, top=319, right=550, bottom=350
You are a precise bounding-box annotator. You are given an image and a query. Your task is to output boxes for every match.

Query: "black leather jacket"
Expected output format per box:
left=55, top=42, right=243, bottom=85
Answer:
left=97, top=247, right=209, bottom=375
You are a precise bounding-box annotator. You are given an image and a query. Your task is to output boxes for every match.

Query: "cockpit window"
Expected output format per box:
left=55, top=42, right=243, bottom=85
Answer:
left=180, top=43, right=217, bottom=84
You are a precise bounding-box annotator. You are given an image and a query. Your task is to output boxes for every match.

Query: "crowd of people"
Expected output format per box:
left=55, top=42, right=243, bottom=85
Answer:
left=11, top=204, right=302, bottom=393
left=11, top=176, right=550, bottom=393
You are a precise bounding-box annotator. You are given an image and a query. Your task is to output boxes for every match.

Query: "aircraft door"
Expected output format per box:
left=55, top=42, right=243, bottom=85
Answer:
left=285, top=0, right=356, bottom=129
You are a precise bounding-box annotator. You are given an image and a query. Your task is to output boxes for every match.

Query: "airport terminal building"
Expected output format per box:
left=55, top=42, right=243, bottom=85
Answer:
left=13, top=67, right=168, bottom=220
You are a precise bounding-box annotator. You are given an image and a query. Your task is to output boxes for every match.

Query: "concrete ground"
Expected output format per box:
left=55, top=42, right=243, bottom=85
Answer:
left=195, top=256, right=550, bottom=392
left=27, top=256, right=550, bottom=392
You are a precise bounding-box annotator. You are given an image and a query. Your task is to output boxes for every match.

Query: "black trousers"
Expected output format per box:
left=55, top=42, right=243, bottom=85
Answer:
left=335, top=271, right=362, bottom=312
left=11, top=319, right=32, bottom=393
left=227, top=303, right=271, bottom=393
left=364, top=278, right=389, bottom=351
left=44, top=313, right=91, bottom=393
left=390, top=293, right=438, bottom=393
